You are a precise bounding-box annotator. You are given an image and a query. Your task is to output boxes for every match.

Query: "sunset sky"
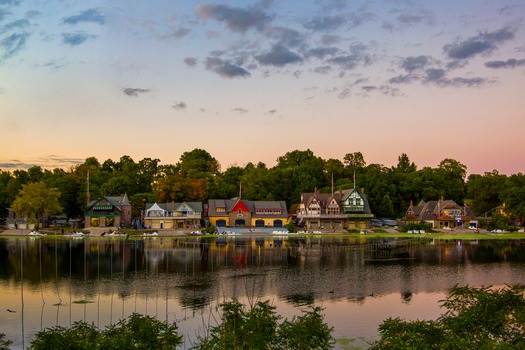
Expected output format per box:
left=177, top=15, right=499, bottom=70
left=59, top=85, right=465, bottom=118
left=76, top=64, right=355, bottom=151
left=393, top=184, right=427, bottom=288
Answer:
left=1, top=0, right=524, bottom=175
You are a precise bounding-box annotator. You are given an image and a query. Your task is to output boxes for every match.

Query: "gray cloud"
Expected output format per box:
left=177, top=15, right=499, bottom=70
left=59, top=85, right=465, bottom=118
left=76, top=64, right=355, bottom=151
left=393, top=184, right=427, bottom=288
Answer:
left=195, top=4, right=272, bottom=33
left=304, top=14, right=347, bottom=32
left=424, top=68, right=446, bottom=82
left=313, top=65, right=332, bottom=74
left=205, top=57, right=251, bottom=78
left=1, top=19, right=30, bottom=34
left=184, top=57, right=198, bottom=67
left=485, top=58, right=525, bottom=68
left=63, top=8, right=105, bottom=25
left=320, top=34, right=340, bottom=45
left=326, top=54, right=360, bottom=70
left=123, top=88, right=150, bottom=97
left=401, top=55, right=429, bottom=72
left=233, top=107, right=248, bottom=113
left=1, top=32, right=29, bottom=61
left=264, top=26, right=304, bottom=48
left=62, top=32, right=93, bottom=46
left=0, top=9, right=10, bottom=22
left=255, top=45, right=302, bottom=67
left=304, top=46, right=339, bottom=59
left=0, top=155, right=84, bottom=170
left=172, top=101, right=187, bottom=110
left=444, top=27, right=515, bottom=60
left=389, top=73, right=420, bottom=84
left=0, top=0, right=22, bottom=5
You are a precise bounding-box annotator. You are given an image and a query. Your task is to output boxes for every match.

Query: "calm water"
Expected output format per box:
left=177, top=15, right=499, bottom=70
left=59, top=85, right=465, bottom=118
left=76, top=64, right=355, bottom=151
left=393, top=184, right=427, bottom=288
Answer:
left=1, top=235, right=525, bottom=349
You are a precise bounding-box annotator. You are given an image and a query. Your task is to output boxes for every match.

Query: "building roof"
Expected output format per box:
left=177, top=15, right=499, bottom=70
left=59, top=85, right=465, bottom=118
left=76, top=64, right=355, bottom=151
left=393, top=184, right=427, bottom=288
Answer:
left=207, top=198, right=288, bottom=218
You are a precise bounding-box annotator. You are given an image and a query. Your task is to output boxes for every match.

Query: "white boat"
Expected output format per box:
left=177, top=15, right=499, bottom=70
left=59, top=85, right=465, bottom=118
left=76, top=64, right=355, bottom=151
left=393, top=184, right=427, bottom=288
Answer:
left=28, top=231, right=46, bottom=236
left=65, top=231, right=85, bottom=237
left=142, top=231, right=159, bottom=236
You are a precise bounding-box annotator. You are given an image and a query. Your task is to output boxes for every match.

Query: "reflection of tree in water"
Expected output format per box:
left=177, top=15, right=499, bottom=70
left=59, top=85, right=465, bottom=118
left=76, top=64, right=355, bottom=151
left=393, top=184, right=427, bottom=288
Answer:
left=175, top=277, right=213, bottom=310
left=401, top=291, right=413, bottom=304
left=282, top=293, right=315, bottom=307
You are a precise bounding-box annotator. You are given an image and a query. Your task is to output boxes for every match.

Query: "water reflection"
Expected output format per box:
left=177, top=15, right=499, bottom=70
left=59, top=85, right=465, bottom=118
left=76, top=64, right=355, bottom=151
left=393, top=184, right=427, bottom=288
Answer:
left=1, top=236, right=525, bottom=349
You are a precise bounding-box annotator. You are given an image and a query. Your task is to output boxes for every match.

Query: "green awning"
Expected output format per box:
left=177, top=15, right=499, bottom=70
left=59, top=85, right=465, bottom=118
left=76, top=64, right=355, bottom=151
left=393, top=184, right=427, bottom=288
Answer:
left=93, top=205, right=113, bottom=210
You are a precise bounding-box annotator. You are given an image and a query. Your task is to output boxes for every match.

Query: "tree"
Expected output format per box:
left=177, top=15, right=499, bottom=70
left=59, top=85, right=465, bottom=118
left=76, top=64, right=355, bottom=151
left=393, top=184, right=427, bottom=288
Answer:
left=177, top=149, right=220, bottom=178
left=370, top=284, right=525, bottom=350
left=500, top=173, right=525, bottom=223
left=343, top=151, right=366, bottom=175
left=11, top=182, right=62, bottom=228
left=379, top=195, right=394, bottom=219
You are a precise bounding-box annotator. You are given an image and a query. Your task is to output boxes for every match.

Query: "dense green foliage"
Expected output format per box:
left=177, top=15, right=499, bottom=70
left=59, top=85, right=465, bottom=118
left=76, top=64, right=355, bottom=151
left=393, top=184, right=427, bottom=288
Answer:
left=192, top=299, right=334, bottom=350
left=1, top=149, right=524, bottom=225
left=370, top=284, right=525, bottom=350
left=28, top=313, right=183, bottom=350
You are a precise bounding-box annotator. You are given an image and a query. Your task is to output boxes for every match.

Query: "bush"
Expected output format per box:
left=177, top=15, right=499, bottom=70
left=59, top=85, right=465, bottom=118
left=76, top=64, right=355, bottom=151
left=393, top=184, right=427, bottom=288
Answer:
left=370, top=284, right=525, bottom=350
left=29, top=313, right=182, bottom=350
left=0, top=333, right=12, bottom=350
left=192, top=299, right=334, bottom=350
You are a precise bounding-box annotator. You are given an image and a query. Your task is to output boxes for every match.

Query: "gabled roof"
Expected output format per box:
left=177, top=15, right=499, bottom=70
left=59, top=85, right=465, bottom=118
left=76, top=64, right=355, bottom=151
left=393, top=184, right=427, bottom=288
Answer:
left=207, top=199, right=288, bottom=218
left=86, top=195, right=129, bottom=211
left=146, top=202, right=203, bottom=212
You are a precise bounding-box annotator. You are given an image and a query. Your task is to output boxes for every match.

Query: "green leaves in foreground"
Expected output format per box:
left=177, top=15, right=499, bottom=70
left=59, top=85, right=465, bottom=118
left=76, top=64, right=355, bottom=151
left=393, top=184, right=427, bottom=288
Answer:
left=192, top=300, right=335, bottom=350
left=28, top=313, right=183, bottom=350
left=370, top=284, right=525, bottom=350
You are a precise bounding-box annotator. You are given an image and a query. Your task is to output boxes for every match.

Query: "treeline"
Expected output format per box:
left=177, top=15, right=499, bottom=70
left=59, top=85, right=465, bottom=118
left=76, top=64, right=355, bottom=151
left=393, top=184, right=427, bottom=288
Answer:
left=1, top=149, right=524, bottom=222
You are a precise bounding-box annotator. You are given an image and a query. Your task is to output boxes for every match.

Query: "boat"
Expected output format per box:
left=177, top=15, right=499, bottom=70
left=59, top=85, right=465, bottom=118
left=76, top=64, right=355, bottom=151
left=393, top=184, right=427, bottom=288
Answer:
left=65, top=231, right=86, bottom=237
left=28, top=231, right=46, bottom=236
left=142, top=231, right=159, bottom=237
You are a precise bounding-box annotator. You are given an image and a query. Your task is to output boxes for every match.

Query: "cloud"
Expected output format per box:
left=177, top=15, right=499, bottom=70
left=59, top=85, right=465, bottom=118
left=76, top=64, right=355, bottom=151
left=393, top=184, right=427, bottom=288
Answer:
left=401, top=55, right=429, bottom=72
left=304, top=46, right=339, bottom=59
left=62, top=32, right=93, bottom=46
left=255, top=45, right=302, bottom=67
left=485, top=58, right=525, bottom=68
left=172, top=101, right=187, bottom=110
left=444, top=27, right=515, bottom=60
left=165, top=27, right=190, bottom=39
left=326, top=54, right=360, bottom=70
left=122, top=88, right=150, bottom=97
left=389, top=74, right=420, bottom=84
left=233, top=107, right=248, bottom=113
left=424, top=68, right=446, bottom=82
left=0, top=155, right=84, bottom=170
left=0, top=0, right=22, bottom=5
left=313, top=65, right=332, bottom=74
left=184, top=57, right=198, bottom=67
left=1, top=19, right=30, bottom=34
left=204, top=57, right=250, bottom=78
left=62, top=8, right=105, bottom=25
left=304, top=14, right=347, bottom=32
left=264, top=26, right=304, bottom=48
left=1, top=32, right=29, bottom=61
left=195, top=4, right=272, bottom=33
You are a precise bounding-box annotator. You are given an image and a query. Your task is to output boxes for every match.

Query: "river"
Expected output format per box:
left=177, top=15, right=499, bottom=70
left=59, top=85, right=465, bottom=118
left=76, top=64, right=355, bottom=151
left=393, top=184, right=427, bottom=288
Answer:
left=1, top=235, right=524, bottom=349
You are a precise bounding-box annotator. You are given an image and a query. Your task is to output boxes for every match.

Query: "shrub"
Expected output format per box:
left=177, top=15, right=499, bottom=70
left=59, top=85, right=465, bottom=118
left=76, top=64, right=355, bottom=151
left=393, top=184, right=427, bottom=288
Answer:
left=192, top=299, right=334, bottom=350
left=29, top=313, right=182, bottom=350
left=370, top=284, right=525, bottom=350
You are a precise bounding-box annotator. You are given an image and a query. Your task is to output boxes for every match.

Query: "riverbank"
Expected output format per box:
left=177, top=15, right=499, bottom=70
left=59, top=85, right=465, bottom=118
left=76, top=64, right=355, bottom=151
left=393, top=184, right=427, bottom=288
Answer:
left=1, top=227, right=525, bottom=240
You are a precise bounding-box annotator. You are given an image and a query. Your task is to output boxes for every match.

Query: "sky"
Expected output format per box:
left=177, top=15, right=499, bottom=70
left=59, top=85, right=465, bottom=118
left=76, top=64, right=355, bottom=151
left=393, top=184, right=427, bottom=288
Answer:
left=1, top=0, right=524, bottom=175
